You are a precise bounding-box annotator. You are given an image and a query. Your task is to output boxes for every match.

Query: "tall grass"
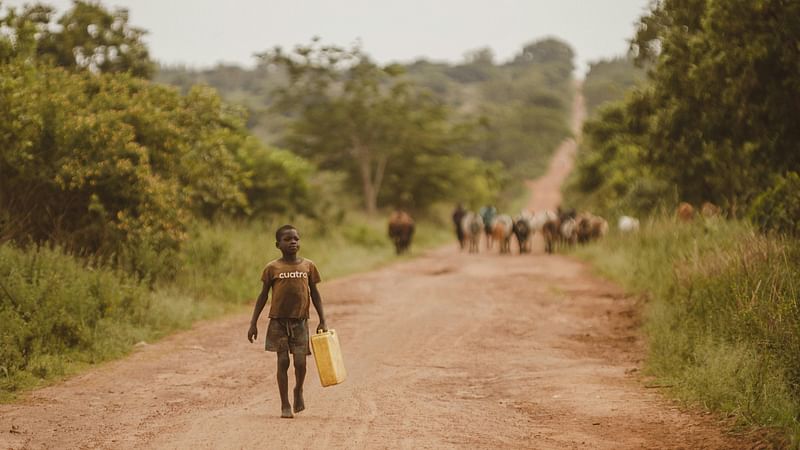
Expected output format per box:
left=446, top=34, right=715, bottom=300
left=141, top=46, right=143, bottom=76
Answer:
left=0, top=211, right=453, bottom=401
left=574, top=217, right=800, bottom=444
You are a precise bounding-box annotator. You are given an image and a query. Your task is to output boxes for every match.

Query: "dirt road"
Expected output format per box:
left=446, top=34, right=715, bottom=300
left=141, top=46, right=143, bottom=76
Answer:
left=1, top=91, right=742, bottom=449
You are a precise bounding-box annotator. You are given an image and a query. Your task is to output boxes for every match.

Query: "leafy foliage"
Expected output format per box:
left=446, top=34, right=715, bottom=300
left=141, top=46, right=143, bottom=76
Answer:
left=0, top=1, right=154, bottom=77
left=156, top=37, right=577, bottom=205
left=0, top=59, right=318, bottom=279
left=566, top=99, right=673, bottom=218
left=408, top=38, right=576, bottom=179
left=633, top=0, right=800, bottom=214
left=235, top=140, right=316, bottom=218
left=748, top=172, right=800, bottom=237
left=257, top=38, right=505, bottom=213
left=1, top=62, right=238, bottom=275
left=0, top=242, right=153, bottom=391
left=570, top=0, right=800, bottom=222
left=582, top=56, right=645, bottom=117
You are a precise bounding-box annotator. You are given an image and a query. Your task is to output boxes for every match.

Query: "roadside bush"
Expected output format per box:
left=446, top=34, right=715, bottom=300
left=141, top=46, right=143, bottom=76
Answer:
left=0, top=243, right=151, bottom=392
left=0, top=61, right=250, bottom=272
left=748, top=172, right=800, bottom=237
left=236, top=139, right=316, bottom=218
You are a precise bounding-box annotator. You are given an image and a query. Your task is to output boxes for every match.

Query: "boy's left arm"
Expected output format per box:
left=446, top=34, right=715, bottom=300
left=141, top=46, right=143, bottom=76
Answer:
left=310, top=281, right=327, bottom=332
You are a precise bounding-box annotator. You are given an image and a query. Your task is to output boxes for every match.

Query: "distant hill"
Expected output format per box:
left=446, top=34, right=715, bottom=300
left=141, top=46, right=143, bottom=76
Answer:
left=156, top=38, right=576, bottom=179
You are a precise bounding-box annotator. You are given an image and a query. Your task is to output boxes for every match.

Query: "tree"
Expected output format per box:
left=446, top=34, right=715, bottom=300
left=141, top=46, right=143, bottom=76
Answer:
left=630, top=0, right=800, bottom=214
left=0, top=1, right=154, bottom=77
left=0, top=3, right=53, bottom=63
left=259, top=38, right=478, bottom=214
left=0, top=60, right=269, bottom=278
left=511, top=37, right=575, bottom=83
left=582, top=56, right=645, bottom=117
left=463, top=47, right=495, bottom=66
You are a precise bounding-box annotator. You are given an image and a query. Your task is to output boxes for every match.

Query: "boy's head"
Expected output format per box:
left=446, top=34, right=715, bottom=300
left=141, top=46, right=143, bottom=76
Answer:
left=275, top=225, right=298, bottom=242
left=275, top=224, right=300, bottom=256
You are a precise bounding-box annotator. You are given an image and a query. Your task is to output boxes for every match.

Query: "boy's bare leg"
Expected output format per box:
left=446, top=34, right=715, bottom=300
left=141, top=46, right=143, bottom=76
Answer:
left=277, top=351, right=293, bottom=418
left=293, top=354, right=307, bottom=413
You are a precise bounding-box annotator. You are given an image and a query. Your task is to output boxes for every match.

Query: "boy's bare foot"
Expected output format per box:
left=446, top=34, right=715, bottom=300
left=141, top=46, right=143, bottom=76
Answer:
left=281, top=406, right=294, bottom=419
left=293, top=387, right=305, bottom=413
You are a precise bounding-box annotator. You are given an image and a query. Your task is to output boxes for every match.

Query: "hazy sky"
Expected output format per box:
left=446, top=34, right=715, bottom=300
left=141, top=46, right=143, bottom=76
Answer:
left=6, top=0, right=652, bottom=76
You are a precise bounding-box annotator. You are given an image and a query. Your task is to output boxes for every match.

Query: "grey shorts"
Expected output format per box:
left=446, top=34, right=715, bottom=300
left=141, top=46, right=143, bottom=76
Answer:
left=265, top=318, right=310, bottom=356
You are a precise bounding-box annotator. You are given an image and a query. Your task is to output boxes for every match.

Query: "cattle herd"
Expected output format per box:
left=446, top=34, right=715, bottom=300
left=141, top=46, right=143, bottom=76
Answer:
left=388, top=201, right=720, bottom=256
left=456, top=206, right=610, bottom=255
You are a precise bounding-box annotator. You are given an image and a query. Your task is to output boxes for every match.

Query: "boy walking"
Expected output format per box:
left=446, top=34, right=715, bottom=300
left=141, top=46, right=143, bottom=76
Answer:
left=248, top=224, right=327, bottom=418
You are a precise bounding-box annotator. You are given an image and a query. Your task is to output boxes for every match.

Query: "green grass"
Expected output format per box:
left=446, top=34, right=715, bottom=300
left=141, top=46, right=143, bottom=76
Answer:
left=573, top=216, right=800, bottom=446
left=0, top=210, right=454, bottom=402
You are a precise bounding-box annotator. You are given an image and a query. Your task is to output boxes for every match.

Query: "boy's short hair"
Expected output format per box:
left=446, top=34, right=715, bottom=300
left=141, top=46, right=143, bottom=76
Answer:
left=275, top=224, right=298, bottom=242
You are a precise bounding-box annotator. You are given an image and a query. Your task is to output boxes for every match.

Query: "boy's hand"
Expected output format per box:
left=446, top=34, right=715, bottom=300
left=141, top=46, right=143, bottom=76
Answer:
left=316, top=322, right=327, bottom=333
left=247, top=324, right=258, bottom=342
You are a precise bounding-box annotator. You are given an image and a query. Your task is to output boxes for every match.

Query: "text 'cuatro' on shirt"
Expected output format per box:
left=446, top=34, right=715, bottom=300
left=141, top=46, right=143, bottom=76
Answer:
left=261, top=258, right=321, bottom=319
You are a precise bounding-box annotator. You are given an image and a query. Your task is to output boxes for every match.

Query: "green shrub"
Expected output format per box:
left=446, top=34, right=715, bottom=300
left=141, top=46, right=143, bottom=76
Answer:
left=749, top=172, right=800, bottom=237
left=0, top=243, right=151, bottom=393
left=0, top=61, right=251, bottom=275
left=235, top=139, right=316, bottom=218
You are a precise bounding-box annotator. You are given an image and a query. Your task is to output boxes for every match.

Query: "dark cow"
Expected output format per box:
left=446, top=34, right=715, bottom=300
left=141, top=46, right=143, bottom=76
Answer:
left=542, top=217, right=560, bottom=254
left=576, top=213, right=593, bottom=244
left=543, top=207, right=576, bottom=254
left=513, top=213, right=533, bottom=254
left=388, top=210, right=415, bottom=255
left=452, top=204, right=467, bottom=250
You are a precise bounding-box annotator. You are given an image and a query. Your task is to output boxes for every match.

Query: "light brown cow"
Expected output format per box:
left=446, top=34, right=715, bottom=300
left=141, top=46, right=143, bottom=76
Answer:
left=677, top=202, right=694, bottom=222
left=460, top=212, right=484, bottom=254
left=491, top=214, right=514, bottom=254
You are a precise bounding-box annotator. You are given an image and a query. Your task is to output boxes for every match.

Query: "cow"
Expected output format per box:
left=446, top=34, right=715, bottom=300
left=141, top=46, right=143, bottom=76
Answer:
left=618, top=216, right=640, bottom=233
left=452, top=204, right=467, bottom=250
left=512, top=212, right=534, bottom=254
left=589, top=215, right=609, bottom=240
left=388, top=210, right=415, bottom=255
left=576, top=212, right=608, bottom=244
left=460, top=212, right=484, bottom=253
left=677, top=202, right=694, bottom=222
left=543, top=208, right=577, bottom=254
left=491, top=214, right=514, bottom=254
left=576, top=212, right=594, bottom=244
left=560, top=217, right=578, bottom=247
left=542, top=216, right=560, bottom=254
left=530, top=210, right=556, bottom=235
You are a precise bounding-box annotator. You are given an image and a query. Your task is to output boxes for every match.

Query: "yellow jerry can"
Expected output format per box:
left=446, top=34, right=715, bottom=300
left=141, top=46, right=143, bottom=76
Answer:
left=310, top=329, right=347, bottom=387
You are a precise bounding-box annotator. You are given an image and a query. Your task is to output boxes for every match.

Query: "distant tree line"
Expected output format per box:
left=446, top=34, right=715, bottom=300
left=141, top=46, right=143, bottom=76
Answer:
left=156, top=37, right=578, bottom=202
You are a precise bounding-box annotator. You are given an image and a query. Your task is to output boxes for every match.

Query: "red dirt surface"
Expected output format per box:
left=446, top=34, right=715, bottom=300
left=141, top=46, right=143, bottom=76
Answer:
left=1, top=89, right=753, bottom=449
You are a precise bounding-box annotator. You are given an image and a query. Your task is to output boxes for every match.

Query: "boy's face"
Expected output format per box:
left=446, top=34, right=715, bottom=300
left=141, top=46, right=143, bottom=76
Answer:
left=276, top=228, right=300, bottom=256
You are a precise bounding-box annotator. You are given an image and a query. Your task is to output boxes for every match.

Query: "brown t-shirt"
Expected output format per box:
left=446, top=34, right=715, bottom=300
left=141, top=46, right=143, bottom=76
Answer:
left=261, top=258, right=322, bottom=319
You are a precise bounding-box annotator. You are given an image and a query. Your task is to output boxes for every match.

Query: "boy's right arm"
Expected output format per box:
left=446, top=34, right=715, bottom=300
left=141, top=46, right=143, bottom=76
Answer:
left=247, top=281, right=270, bottom=343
